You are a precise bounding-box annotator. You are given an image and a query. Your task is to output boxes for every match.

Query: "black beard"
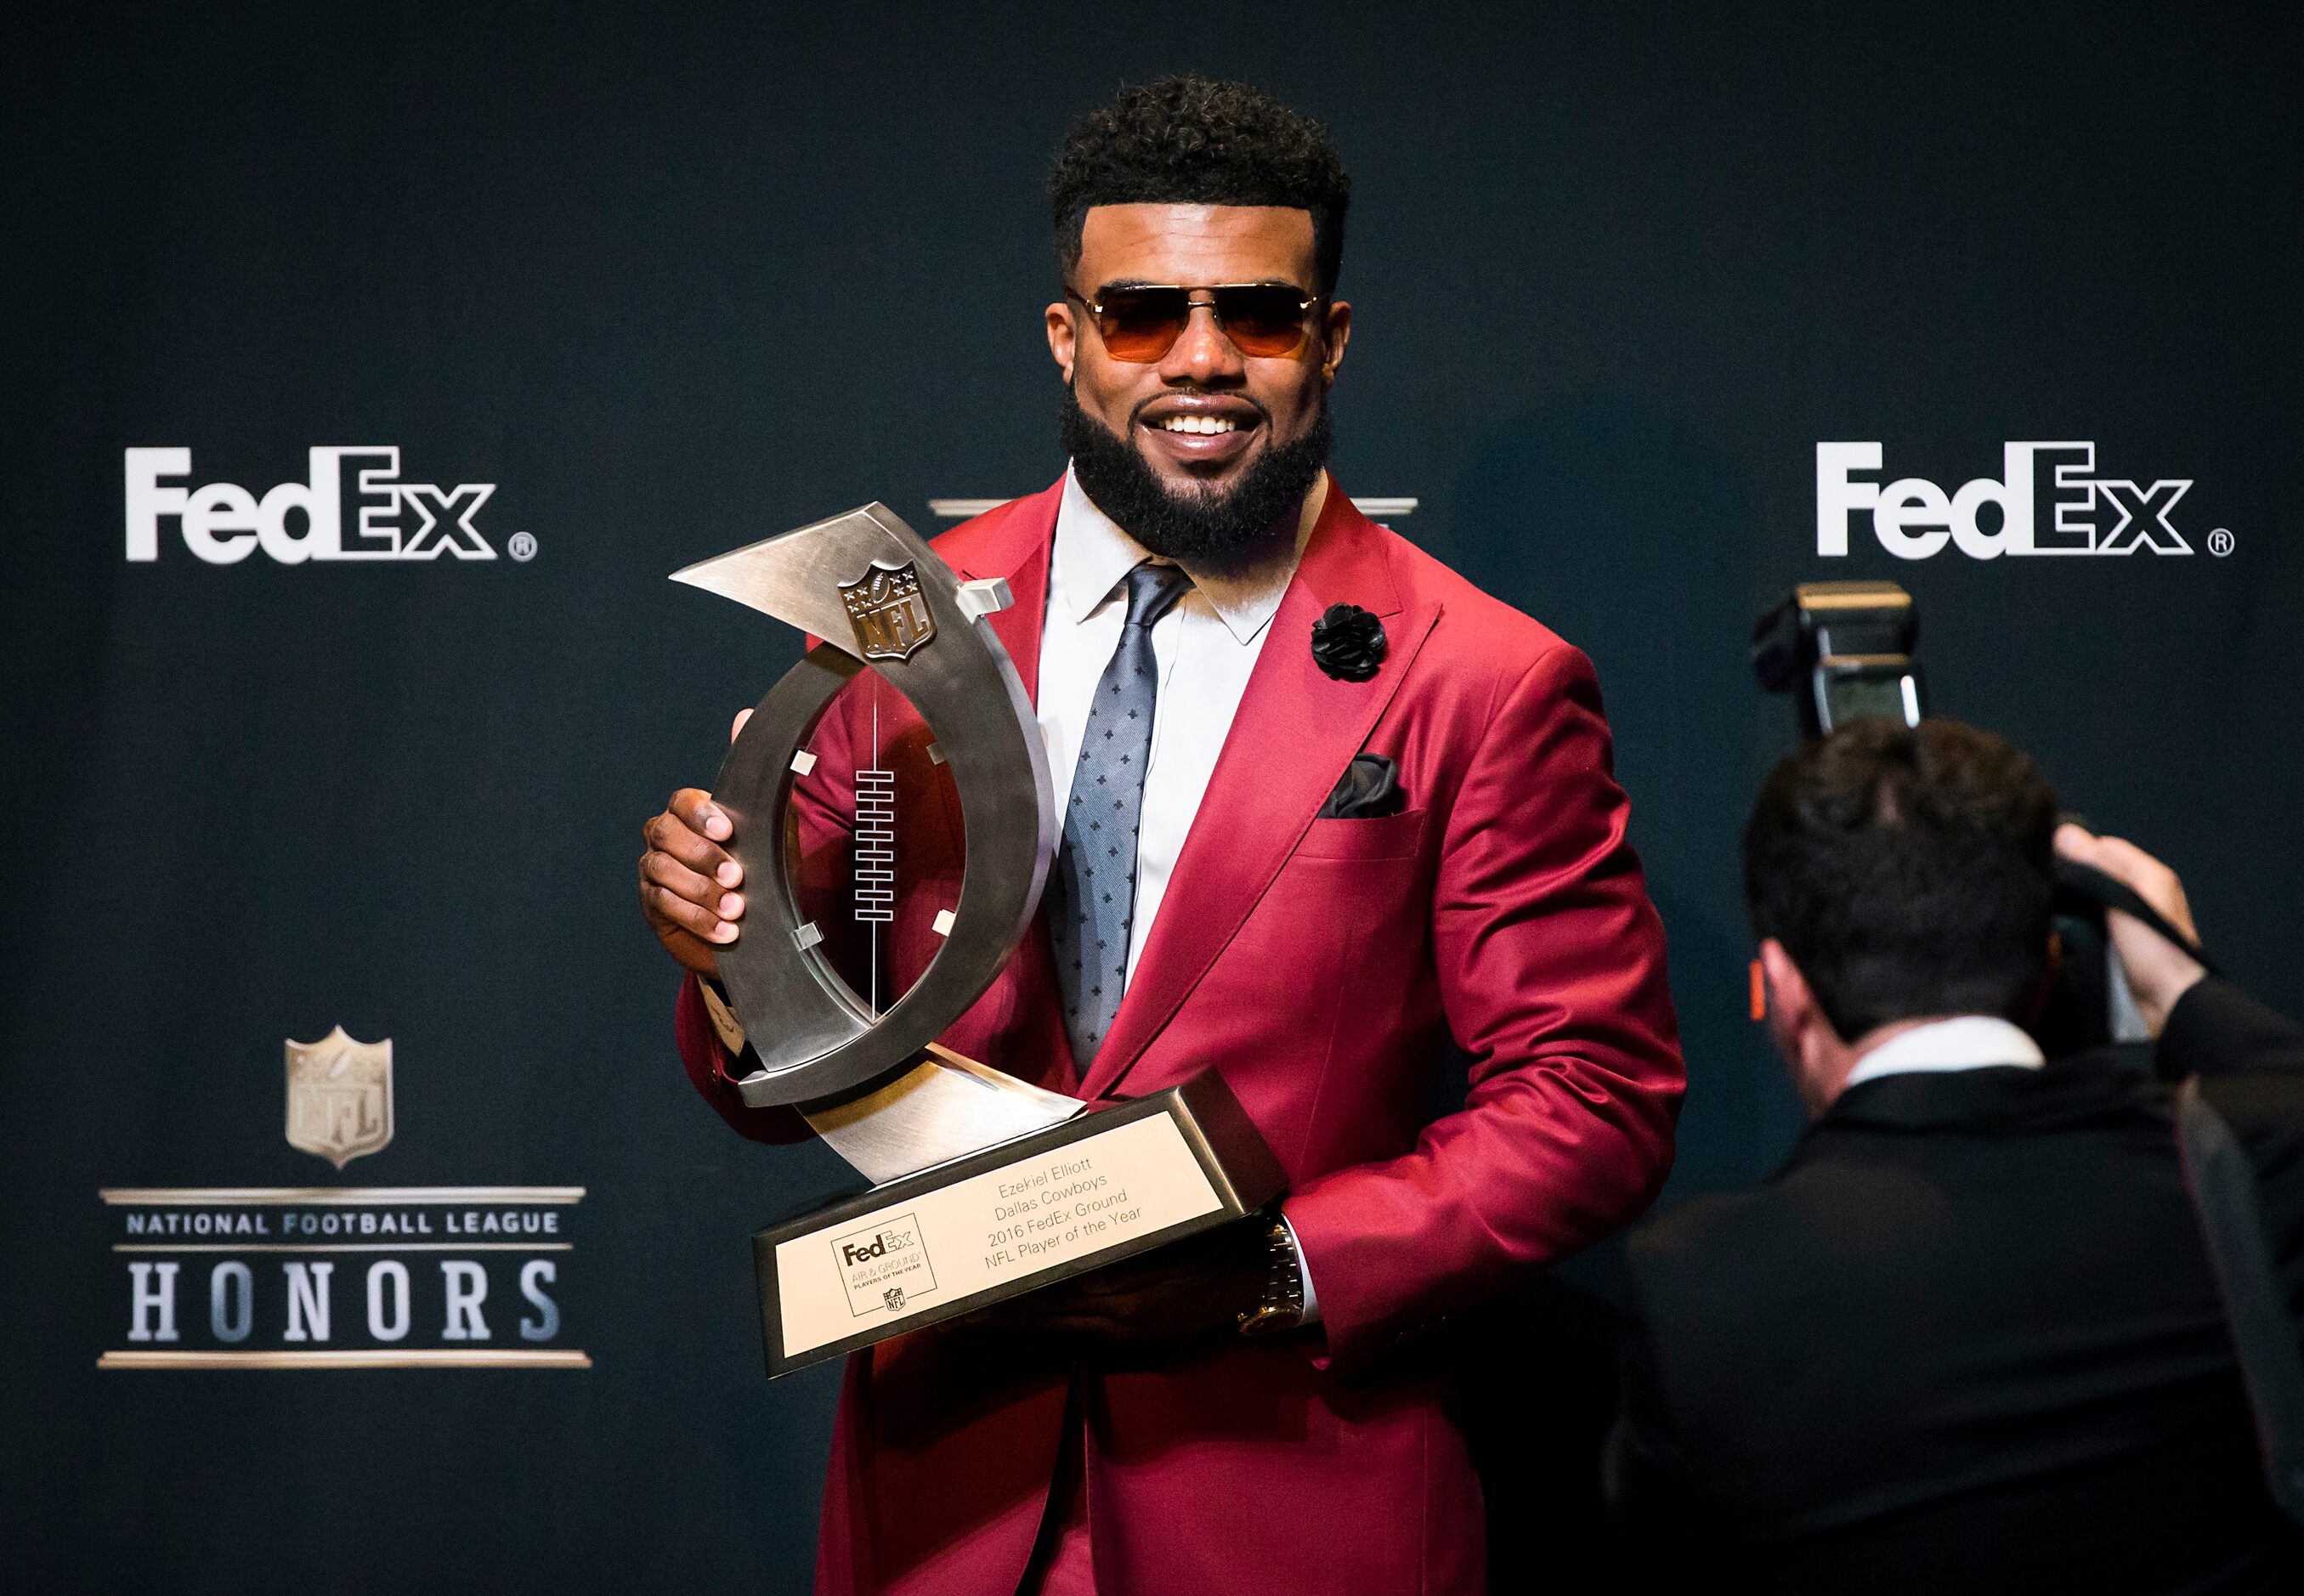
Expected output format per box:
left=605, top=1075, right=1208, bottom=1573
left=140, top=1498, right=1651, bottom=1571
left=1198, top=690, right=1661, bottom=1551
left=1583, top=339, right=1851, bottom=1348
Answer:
left=1060, top=391, right=1332, bottom=578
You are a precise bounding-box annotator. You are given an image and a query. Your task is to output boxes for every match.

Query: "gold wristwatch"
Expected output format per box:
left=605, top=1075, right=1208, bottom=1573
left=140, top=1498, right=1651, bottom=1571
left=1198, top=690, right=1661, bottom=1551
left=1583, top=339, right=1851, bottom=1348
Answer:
left=1236, top=1213, right=1306, bottom=1338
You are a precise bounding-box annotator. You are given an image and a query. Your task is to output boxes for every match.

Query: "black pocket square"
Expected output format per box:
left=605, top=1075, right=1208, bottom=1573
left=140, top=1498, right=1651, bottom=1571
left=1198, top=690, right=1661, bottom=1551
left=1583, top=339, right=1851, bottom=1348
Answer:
left=1318, top=753, right=1405, bottom=819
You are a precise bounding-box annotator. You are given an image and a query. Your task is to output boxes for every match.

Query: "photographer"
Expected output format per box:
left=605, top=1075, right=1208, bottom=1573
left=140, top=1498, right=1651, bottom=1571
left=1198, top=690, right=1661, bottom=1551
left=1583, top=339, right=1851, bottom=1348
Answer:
left=1608, top=717, right=2304, bottom=1593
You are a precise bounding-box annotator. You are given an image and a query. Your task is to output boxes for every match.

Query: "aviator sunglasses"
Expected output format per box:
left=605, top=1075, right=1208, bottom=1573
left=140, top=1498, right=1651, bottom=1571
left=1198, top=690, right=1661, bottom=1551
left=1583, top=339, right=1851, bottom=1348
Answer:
left=1066, top=283, right=1321, bottom=362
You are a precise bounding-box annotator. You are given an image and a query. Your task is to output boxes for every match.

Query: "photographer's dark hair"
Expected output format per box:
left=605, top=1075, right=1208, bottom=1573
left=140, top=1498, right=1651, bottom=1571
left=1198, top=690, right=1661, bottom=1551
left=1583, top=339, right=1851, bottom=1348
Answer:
left=1743, top=718, right=2058, bottom=1039
left=1050, top=76, right=1351, bottom=294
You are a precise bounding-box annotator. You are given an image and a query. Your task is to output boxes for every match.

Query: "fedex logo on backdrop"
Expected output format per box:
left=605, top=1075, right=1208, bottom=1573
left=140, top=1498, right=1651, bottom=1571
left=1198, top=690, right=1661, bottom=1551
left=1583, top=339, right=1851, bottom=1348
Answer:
left=1817, top=442, right=2199, bottom=560
left=124, top=447, right=529, bottom=564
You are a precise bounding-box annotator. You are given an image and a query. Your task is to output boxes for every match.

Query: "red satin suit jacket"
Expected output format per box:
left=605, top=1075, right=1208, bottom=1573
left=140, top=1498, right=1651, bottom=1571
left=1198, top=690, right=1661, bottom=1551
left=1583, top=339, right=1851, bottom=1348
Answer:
left=674, top=476, right=1684, bottom=1594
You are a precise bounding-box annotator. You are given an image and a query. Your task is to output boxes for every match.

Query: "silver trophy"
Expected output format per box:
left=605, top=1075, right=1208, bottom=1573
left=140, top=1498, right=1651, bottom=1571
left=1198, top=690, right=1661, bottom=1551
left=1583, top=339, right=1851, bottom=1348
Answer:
left=675, top=505, right=1281, bottom=1377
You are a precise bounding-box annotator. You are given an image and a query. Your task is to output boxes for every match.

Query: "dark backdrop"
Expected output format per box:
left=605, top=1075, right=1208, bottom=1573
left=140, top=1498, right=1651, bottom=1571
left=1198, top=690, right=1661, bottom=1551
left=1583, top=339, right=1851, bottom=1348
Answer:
left=5, top=3, right=2297, bottom=1590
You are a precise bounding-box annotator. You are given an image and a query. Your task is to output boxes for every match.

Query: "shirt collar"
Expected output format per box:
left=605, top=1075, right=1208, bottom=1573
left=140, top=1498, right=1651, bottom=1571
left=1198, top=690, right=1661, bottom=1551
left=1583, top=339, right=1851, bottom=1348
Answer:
left=1842, top=1014, right=2046, bottom=1091
left=1052, top=466, right=1317, bottom=646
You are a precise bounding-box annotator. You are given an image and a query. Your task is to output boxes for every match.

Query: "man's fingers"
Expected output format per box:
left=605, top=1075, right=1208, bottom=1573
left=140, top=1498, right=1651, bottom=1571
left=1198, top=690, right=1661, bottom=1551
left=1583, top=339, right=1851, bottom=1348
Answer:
left=2087, top=835, right=2197, bottom=943
left=2052, top=821, right=2100, bottom=863
left=2057, top=824, right=2197, bottom=943
left=643, top=811, right=738, bottom=885
left=653, top=792, right=740, bottom=883
left=2057, top=823, right=2205, bottom=1037
left=639, top=877, right=740, bottom=944
left=731, top=706, right=753, bottom=745
left=641, top=849, right=744, bottom=924
left=668, top=785, right=736, bottom=846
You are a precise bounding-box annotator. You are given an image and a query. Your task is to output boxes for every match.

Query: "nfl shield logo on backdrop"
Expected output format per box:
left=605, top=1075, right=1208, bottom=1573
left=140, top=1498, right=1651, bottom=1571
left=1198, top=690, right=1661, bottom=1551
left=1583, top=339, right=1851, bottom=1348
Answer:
left=285, top=1027, right=394, bottom=1170
left=839, top=561, right=937, bottom=661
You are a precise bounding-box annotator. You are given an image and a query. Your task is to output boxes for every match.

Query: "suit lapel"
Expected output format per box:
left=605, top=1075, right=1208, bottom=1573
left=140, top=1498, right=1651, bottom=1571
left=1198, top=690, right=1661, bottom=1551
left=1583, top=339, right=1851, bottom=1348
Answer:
left=1082, top=479, right=1439, bottom=1099
left=946, top=481, right=1061, bottom=705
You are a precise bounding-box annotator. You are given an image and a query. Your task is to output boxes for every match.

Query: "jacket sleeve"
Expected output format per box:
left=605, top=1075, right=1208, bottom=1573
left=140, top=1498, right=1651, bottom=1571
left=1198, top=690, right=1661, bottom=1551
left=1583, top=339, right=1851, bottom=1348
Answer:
left=672, top=973, right=810, bottom=1143
left=2160, top=977, right=2304, bottom=1078
left=1282, top=642, right=1687, bottom=1372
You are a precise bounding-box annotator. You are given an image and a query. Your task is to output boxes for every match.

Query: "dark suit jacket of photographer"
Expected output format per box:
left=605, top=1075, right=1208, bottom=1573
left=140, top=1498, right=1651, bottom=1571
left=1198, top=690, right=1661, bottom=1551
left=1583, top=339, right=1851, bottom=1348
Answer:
left=1611, top=979, right=2304, bottom=1594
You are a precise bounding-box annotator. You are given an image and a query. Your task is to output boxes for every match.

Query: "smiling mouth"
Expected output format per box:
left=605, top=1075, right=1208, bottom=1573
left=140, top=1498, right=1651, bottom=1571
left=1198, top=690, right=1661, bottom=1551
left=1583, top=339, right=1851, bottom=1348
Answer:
left=1135, top=400, right=1265, bottom=468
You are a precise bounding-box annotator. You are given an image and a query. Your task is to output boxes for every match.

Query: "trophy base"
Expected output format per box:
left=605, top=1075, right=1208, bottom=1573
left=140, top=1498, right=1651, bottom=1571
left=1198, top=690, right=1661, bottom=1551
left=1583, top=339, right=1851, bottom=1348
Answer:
left=753, top=1067, right=1283, bottom=1378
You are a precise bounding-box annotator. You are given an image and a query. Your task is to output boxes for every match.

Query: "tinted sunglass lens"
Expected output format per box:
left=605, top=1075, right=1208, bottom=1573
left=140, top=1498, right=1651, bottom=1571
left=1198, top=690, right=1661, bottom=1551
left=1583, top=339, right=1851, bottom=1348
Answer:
left=1215, top=287, right=1310, bottom=356
left=1096, top=288, right=1191, bottom=361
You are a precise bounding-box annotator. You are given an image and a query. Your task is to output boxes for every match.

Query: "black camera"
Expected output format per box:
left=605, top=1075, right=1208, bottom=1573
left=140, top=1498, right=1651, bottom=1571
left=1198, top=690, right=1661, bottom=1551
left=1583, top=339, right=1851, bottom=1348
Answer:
left=1752, top=582, right=2163, bottom=1056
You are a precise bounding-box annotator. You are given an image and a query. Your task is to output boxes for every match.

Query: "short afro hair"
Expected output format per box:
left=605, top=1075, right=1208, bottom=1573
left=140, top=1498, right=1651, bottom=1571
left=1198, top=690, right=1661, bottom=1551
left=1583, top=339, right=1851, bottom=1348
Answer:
left=1742, top=717, right=2059, bottom=1039
left=1050, top=76, right=1351, bottom=295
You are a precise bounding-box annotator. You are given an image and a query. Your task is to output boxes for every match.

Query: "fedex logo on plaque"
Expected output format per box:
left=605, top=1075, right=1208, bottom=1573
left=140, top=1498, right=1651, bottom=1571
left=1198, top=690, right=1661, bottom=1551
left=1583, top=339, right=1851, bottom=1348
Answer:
left=833, top=1213, right=937, bottom=1317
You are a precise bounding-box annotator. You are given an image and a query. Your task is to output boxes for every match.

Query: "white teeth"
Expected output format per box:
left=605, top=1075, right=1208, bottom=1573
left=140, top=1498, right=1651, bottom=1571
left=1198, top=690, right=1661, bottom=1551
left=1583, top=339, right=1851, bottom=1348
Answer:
left=1160, top=416, right=1237, bottom=434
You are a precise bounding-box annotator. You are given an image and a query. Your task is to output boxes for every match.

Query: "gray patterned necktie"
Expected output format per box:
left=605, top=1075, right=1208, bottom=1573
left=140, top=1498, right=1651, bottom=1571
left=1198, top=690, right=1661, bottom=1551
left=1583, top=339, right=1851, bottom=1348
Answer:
left=1050, top=560, right=1195, bottom=1070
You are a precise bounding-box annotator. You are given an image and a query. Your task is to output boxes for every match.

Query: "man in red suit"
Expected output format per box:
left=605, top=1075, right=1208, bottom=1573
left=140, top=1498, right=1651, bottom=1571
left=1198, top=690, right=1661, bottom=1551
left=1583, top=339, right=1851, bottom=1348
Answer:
left=638, top=76, right=1684, bottom=1595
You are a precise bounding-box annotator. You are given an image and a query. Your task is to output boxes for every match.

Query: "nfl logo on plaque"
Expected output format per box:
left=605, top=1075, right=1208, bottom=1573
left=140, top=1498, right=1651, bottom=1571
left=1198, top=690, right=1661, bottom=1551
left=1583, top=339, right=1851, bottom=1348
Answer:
left=671, top=503, right=1282, bottom=1377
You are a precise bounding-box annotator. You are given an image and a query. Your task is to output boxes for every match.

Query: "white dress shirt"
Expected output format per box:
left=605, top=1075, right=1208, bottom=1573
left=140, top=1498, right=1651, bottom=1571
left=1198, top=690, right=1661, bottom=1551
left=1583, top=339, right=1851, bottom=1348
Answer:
left=1039, top=467, right=1324, bottom=1319
left=1037, top=467, right=1311, bottom=982
left=1841, top=1015, right=2046, bottom=1090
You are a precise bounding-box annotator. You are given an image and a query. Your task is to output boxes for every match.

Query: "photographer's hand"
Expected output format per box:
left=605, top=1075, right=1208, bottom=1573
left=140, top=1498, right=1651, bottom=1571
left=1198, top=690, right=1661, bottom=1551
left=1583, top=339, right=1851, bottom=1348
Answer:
left=2054, top=824, right=2207, bottom=1037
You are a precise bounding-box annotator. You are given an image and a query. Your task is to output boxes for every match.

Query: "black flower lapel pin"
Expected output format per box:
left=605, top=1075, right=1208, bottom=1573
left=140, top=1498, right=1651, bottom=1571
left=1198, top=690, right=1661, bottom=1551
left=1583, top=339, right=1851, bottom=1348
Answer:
left=1311, top=603, right=1387, bottom=682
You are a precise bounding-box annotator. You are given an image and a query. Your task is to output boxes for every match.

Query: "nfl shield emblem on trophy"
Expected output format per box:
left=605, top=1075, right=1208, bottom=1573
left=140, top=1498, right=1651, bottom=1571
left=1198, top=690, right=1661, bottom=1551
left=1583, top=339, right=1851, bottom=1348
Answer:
left=285, top=1027, right=395, bottom=1170
left=838, top=560, right=937, bottom=661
